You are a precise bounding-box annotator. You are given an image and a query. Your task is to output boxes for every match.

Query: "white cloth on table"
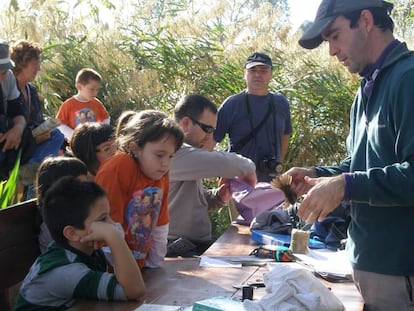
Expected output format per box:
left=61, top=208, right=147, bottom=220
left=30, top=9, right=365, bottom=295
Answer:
left=243, top=263, right=345, bottom=311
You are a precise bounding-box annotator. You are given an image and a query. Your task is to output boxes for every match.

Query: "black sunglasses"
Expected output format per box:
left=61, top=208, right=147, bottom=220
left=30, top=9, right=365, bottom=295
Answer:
left=189, top=116, right=215, bottom=134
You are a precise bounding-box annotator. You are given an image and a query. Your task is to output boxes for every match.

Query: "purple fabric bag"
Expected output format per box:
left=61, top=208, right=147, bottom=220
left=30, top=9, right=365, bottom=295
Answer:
left=227, top=178, right=286, bottom=224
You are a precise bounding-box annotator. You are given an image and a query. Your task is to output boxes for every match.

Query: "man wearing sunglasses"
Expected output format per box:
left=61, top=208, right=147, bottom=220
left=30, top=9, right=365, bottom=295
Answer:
left=214, top=52, right=292, bottom=182
left=167, top=94, right=257, bottom=257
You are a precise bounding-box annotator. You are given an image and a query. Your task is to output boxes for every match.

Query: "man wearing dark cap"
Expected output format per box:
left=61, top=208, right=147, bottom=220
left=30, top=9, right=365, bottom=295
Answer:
left=214, top=52, right=292, bottom=182
left=0, top=40, right=26, bottom=175
left=286, top=1, right=414, bottom=309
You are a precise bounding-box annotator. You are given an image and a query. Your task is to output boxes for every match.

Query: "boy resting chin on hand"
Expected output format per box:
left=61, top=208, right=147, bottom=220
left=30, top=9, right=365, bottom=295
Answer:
left=14, top=176, right=146, bottom=310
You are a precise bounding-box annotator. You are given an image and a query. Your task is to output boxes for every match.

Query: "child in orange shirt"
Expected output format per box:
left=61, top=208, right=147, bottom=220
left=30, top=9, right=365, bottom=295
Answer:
left=56, top=68, right=110, bottom=140
left=95, top=110, right=184, bottom=268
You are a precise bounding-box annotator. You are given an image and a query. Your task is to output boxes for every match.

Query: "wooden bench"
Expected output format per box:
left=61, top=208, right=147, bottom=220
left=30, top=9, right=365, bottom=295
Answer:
left=0, top=199, right=41, bottom=311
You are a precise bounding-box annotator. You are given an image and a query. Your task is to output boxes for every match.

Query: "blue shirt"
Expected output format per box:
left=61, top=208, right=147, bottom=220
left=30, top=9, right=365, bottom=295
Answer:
left=214, top=90, right=292, bottom=181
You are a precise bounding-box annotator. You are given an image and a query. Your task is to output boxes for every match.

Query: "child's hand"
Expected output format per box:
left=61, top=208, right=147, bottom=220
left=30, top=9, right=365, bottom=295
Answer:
left=80, top=222, right=124, bottom=249
left=217, top=183, right=231, bottom=203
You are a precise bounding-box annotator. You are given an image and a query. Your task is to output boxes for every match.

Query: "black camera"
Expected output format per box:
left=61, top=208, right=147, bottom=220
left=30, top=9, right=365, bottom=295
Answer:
left=258, top=156, right=283, bottom=175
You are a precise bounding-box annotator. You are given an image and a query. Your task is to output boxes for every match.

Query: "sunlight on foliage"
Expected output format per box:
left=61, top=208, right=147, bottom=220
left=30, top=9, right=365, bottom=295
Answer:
left=0, top=0, right=412, bottom=221
left=0, top=151, right=21, bottom=208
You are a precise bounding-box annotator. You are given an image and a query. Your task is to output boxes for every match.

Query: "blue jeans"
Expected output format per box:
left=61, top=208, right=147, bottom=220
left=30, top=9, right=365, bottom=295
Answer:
left=27, top=128, right=64, bottom=164
left=22, top=129, right=64, bottom=199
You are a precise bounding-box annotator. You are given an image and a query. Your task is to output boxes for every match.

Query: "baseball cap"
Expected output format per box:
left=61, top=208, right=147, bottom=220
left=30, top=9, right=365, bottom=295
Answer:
left=299, top=0, right=393, bottom=49
left=245, top=52, right=273, bottom=69
left=0, top=40, right=14, bottom=71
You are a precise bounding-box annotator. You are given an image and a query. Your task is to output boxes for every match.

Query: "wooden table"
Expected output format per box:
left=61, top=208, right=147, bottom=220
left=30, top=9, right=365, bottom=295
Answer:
left=69, top=224, right=363, bottom=310
left=204, top=224, right=363, bottom=311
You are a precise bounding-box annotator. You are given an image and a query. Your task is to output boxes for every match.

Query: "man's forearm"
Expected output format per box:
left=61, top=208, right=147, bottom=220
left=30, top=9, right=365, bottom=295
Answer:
left=12, top=115, right=26, bottom=131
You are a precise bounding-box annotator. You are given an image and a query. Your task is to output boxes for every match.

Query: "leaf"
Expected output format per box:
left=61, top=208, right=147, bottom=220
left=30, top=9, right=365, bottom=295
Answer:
left=0, top=150, right=21, bottom=208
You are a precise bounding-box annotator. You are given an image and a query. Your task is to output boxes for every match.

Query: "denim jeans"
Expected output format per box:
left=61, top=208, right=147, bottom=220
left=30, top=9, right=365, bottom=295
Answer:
left=27, top=128, right=64, bottom=164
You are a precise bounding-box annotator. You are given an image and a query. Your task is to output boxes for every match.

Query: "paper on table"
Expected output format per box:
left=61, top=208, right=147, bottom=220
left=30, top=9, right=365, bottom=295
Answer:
left=293, top=249, right=353, bottom=277
left=134, top=304, right=191, bottom=310
left=199, top=256, right=242, bottom=268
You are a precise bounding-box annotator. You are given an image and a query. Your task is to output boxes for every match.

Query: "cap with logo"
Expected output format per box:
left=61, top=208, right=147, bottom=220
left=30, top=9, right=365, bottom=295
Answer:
left=245, top=52, right=273, bottom=69
left=0, top=40, right=14, bottom=71
left=299, top=0, right=393, bottom=50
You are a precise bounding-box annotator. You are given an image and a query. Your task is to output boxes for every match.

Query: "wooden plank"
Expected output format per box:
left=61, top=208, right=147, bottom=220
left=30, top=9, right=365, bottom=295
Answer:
left=69, top=223, right=364, bottom=311
left=142, top=258, right=257, bottom=306
left=0, top=199, right=41, bottom=311
left=204, top=224, right=258, bottom=256
left=0, top=199, right=40, bottom=288
left=214, top=224, right=363, bottom=310
left=69, top=257, right=258, bottom=310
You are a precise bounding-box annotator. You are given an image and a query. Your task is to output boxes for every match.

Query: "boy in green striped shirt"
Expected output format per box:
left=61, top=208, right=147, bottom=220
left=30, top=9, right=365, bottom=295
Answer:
left=14, top=177, right=146, bottom=310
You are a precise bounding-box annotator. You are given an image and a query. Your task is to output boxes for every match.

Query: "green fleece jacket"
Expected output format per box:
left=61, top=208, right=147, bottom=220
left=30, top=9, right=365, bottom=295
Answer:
left=316, top=42, right=414, bottom=275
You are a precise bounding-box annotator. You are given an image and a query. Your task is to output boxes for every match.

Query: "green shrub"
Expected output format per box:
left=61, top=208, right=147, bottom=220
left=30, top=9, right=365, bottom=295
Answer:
left=0, top=151, right=21, bottom=208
